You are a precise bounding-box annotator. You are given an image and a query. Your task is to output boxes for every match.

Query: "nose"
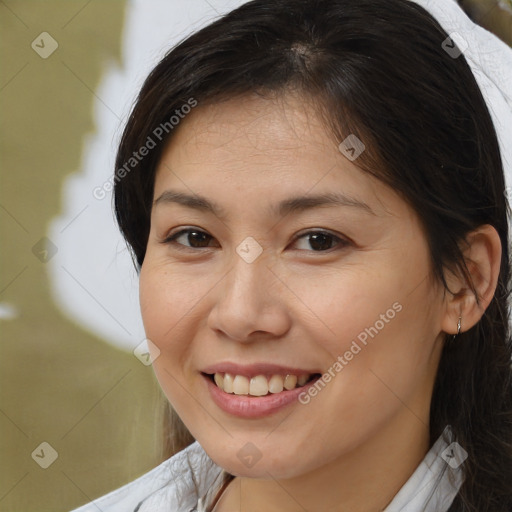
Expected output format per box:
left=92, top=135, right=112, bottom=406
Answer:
left=207, top=249, right=291, bottom=343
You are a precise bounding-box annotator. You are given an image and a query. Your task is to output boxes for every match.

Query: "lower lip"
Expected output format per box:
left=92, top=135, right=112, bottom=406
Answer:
left=202, top=373, right=320, bottom=418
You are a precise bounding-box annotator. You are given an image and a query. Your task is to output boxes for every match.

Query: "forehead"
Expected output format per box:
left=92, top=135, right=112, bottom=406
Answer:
left=167, top=93, right=334, bottom=158
left=153, top=94, right=401, bottom=219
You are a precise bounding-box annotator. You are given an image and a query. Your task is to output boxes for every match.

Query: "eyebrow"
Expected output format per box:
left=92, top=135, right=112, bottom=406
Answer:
left=153, top=190, right=376, bottom=218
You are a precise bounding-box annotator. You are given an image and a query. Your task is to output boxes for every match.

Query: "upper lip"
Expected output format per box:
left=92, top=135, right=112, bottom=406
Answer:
left=201, top=362, right=321, bottom=378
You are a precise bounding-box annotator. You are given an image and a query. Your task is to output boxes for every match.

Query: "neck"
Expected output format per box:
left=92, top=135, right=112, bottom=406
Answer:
left=211, top=408, right=431, bottom=512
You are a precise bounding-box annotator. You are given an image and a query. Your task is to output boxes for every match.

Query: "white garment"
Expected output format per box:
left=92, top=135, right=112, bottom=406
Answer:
left=70, top=426, right=463, bottom=512
left=412, top=0, right=512, bottom=196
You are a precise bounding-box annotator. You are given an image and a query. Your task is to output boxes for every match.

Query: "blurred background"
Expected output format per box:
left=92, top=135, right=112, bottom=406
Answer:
left=0, top=1, right=510, bottom=511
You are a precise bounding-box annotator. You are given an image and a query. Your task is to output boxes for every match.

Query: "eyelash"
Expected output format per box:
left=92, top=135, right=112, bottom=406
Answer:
left=160, top=227, right=350, bottom=254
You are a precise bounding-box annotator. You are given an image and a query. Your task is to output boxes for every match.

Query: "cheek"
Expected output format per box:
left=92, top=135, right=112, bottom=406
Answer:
left=139, top=263, right=199, bottom=403
left=139, top=265, right=193, bottom=392
left=138, top=259, right=223, bottom=397
left=139, top=261, right=207, bottom=343
left=286, top=265, right=401, bottom=348
left=290, top=263, right=437, bottom=408
left=139, top=266, right=172, bottom=342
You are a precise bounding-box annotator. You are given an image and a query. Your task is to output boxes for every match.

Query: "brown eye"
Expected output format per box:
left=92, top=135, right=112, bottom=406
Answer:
left=163, top=228, right=217, bottom=249
left=162, top=227, right=349, bottom=253
left=291, top=231, right=349, bottom=252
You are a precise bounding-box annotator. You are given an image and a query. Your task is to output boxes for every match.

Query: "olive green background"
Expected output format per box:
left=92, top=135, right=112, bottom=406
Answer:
left=0, top=2, right=164, bottom=511
left=0, top=1, right=510, bottom=512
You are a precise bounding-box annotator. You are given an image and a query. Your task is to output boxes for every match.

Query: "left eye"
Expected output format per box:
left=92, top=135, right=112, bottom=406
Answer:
left=162, top=228, right=348, bottom=252
left=292, top=231, right=347, bottom=252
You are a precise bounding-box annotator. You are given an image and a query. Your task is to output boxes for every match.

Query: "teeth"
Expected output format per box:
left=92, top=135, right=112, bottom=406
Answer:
left=268, top=374, right=284, bottom=393
left=297, top=374, right=308, bottom=386
left=223, top=373, right=234, bottom=393
left=284, top=374, right=297, bottom=390
left=214, top=373, right=224, bottom=388
left=250, top=375, right=268, bottom=396
left=213, top=372, right=312, bottom=396
left=233, top=375, right=249, bottom=395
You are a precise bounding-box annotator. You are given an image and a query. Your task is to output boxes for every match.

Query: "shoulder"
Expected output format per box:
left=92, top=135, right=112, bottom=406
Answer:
left=69, top=441, right=222, bottom=512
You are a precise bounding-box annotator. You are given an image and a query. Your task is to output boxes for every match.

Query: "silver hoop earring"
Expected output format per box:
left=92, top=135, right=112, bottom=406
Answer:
left=451, top=316, right=462, bottom=342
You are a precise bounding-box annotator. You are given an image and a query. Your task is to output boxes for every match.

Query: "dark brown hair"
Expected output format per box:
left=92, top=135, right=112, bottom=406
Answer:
left=114, top=1, right=512, bottom=510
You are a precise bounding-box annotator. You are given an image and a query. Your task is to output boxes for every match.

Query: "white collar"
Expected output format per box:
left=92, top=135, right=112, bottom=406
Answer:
left=382, top=425, right=464, bottom=512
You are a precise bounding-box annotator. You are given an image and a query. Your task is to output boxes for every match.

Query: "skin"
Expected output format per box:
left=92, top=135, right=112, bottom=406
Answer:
left=139, top=93, right=501, bottom=512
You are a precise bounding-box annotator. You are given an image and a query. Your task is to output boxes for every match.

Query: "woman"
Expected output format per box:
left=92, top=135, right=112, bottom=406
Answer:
left=71, top=0, right=512, bottom=510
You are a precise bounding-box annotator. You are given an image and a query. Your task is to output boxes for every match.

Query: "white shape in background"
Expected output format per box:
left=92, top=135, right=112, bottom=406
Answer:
left=0, top=303, right=19, bottom=321
left=47, top=0, right=245, bottom=351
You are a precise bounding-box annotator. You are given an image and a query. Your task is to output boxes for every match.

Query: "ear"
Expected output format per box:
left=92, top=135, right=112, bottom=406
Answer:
left=440, top=224, right=502, bottom=336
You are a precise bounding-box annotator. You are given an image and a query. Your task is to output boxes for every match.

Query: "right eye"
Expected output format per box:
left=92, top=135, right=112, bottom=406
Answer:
left=161, top=227, right=219, bottom=251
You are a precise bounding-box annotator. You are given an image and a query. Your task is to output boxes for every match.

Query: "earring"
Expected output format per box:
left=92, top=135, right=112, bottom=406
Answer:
left=451, top=315, right=462, bottom=342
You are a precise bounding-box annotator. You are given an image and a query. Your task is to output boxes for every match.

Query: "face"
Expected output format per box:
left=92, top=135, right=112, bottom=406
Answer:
left=139, top=93, right=447, bottom=479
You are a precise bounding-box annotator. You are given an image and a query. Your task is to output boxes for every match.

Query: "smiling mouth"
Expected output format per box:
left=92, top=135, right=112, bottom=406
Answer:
left=203, top=372, right=321, bottom=397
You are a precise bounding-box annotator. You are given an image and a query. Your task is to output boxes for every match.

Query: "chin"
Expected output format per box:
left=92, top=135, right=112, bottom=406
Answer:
left=204, top=444, right=306, bottom=480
